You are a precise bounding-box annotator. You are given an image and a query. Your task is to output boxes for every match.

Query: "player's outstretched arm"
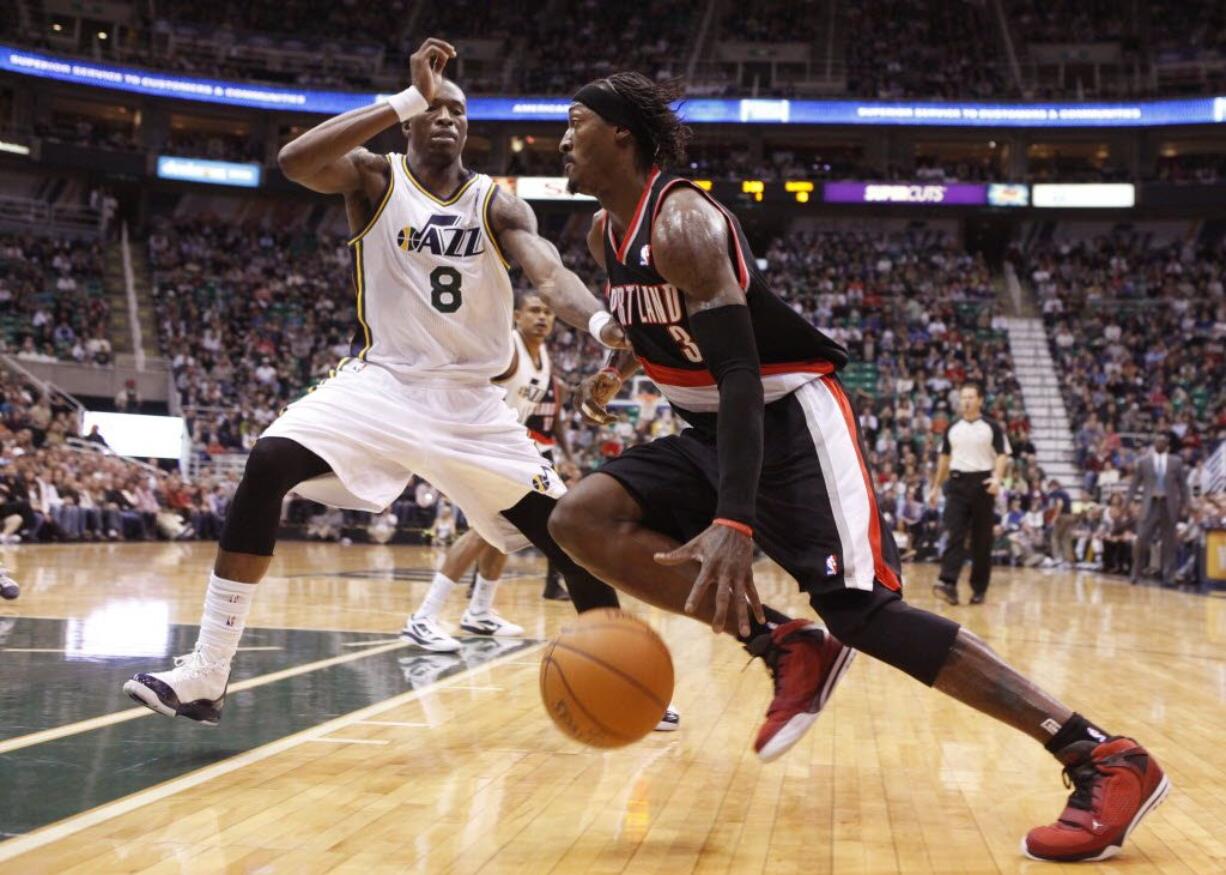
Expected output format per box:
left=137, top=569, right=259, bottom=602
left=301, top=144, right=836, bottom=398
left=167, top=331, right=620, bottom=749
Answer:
left=489, top=192, right=627, bottom=349
left=649, top=188, right=766, bottom=637
left=277, top=37, right=455, bottom=193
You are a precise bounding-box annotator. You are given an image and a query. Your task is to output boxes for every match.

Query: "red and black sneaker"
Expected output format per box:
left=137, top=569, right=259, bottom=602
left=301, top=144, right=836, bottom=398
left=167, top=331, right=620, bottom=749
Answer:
left=748, top=619, right=855, bottom=762
left=1023, top=737, right=1171, bottom=862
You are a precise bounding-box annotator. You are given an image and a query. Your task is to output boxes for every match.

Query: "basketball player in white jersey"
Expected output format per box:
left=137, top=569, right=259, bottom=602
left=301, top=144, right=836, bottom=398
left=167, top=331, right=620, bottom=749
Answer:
left=121, top=38, right=634, bottom=724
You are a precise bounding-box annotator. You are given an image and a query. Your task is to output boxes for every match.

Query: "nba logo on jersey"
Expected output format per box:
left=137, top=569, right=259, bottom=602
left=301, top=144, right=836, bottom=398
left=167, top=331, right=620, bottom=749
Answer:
left=397, top=215, right=485, bottom=257
left=825, top=554, right=840, bottom=576
left=639, top=243, right=651, bottom=266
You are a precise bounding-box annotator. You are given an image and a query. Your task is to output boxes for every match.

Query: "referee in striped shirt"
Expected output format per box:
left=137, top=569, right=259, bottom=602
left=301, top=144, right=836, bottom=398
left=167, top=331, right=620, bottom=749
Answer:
left=928, top=382, right=1010, bottom=605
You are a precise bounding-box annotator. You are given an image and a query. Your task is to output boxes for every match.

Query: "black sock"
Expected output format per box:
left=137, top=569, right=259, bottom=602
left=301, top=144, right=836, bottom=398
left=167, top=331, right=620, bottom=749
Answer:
left=1043, top=712, right=1112, bottom=756
left=737, top=604, right=791, bottom=645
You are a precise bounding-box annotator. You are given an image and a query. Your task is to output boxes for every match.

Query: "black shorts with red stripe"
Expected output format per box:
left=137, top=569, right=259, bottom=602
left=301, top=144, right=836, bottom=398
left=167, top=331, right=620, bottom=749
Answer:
left=598, top=374, right=903, bottom=598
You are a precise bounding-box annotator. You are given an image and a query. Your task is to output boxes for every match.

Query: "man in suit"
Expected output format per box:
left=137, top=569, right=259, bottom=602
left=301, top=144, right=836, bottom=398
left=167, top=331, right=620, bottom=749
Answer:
left=1127, top=434, right=1191, bottom=585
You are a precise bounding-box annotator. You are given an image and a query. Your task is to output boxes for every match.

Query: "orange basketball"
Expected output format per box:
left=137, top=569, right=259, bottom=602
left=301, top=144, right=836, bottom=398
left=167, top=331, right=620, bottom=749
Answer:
left=539, top=608, right=674, bottom=748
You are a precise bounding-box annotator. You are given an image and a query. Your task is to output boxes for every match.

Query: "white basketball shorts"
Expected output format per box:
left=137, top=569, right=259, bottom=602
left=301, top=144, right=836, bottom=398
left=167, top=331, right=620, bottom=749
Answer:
left=262, top=359, right=564, bottom=552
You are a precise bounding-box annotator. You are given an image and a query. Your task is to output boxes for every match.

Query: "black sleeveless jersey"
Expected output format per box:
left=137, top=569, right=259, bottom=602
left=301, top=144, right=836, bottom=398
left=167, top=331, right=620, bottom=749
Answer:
left=601, top=168, right=848, bottom=431
left=524, top=376, right=560, bottom=448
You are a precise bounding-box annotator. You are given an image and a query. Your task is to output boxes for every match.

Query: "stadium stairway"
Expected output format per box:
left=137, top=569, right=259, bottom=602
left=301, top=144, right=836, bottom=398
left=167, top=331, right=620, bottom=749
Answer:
left=102, top=241, right=134, bottom=357
left=126, top=240, right=158, bottom=359
left=1003, top=316, right=1082, bottom=494
left=102, top=231, right=157, bottom=362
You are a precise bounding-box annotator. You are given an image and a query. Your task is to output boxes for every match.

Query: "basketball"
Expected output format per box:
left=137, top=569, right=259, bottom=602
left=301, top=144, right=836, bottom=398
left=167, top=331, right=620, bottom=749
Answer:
left=539, top=608, right=674, bottom=747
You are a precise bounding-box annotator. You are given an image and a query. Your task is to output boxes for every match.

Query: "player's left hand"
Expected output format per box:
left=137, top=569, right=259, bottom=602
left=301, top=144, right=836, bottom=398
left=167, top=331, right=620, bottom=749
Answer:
left=577, top=370, right=621, bottom=425
left=655, top=523, right=764, bottom=637
left=598, top=319, right=630, bottom=350
left=985, top=476, right=1001, bottom=496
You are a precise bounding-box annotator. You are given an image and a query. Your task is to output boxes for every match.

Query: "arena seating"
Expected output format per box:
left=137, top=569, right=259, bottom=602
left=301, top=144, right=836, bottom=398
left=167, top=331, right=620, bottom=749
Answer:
left=7, top=0, right=1225, bottom=97
left=0, top=234, right=112, bottom=364
left=844, top=0, right=1011, bottom=99
left=1027, top=225, right=1225, bottom=499
left=0, top=365, right=234, bottom=543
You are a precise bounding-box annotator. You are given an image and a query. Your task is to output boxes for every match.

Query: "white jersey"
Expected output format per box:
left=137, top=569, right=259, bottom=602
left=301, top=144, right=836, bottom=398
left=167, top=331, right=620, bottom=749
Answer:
left=497, top=330, right=552, bottom=425
left=346, top=155, right=514, bottom=383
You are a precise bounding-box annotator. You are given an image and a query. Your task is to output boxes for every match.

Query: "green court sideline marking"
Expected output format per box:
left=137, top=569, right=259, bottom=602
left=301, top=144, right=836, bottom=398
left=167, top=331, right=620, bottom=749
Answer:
left=0, top=640, right=408, bottom=756
left=0, top=642, right=545, bottom=865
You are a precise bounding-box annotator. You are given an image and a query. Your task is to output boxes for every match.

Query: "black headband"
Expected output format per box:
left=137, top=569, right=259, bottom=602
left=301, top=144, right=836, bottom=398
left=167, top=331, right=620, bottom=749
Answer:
left=572, top=81, right=654, bottom=161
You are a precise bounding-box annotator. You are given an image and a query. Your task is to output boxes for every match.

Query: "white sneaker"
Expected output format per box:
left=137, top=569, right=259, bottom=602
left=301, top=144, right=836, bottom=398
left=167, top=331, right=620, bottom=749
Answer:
left=123, top=650, right=231, bottom=725
left=459, top=609, right=524, bottom=637
left=0, top=570, right=18, bottom=600
left=0, top=534, right=21, bottom=545
left=399, top=615, right=462, bottom=652
left=655, top=705, right=681, bottom=732
left=398, top=652, right=463, bottom=689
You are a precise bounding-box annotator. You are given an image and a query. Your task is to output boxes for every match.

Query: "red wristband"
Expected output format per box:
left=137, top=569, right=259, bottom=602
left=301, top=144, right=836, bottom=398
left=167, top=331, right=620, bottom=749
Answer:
left=713, top=517, right=753, bottom=538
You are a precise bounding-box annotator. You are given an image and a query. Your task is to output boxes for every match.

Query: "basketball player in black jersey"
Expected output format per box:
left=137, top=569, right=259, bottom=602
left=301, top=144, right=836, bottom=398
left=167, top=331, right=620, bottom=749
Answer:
left=547, top=73, right=1167, bottom=863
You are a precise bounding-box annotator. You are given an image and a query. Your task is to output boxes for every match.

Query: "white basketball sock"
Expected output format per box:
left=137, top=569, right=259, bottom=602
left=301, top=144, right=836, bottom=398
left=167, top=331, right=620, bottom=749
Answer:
left=470, top=574, right=499, bottom=614
left=415, top=572, right=456, bottom=620
left=195, top=573, right=257, bottom=664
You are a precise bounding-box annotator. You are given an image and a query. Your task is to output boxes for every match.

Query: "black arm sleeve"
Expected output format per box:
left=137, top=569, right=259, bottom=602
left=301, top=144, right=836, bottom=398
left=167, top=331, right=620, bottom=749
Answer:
left=687, top=303, right=763, bottom=527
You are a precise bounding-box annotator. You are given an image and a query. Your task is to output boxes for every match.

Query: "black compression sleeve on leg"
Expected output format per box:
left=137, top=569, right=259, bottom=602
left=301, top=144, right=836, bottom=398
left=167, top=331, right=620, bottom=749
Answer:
left=502, top=491, right=621, bottom=612
left=809, top=588, right=960, bottom=686
left=219, top=437, right=332, bottom=556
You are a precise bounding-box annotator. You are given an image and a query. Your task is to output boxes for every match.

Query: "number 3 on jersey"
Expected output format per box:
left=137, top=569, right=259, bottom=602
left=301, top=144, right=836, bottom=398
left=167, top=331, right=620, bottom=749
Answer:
left=668, top=325, right=703, bottom=363
left=430, top=266, right=463, bottom=313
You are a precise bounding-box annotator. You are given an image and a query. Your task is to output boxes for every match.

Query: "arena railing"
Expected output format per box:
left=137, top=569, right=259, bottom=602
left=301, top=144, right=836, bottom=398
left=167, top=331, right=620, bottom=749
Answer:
left=0, top=353, right=86, bottom=433
left=0, top=195, right=101, bottom=239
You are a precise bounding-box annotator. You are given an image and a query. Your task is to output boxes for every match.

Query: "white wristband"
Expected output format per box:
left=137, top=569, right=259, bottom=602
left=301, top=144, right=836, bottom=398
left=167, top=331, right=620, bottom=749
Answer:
left=589, top=311, right=614, bottom=346
left=386, top=86, right=428, bottom=122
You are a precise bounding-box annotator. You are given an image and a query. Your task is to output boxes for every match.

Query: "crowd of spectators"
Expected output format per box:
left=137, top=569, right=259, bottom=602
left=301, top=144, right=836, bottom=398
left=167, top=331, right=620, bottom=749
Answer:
left=1152, top=153, right=1226, bottom=185
left=33, top=116, right=141, bottom=153
left=1007, top=0, right=1128, bottom=46
left=161, top=131, right=263, bottom=164
left=513, top=0, right=694, bottom=93
left=722, top=0, right=822, bottom=44
left=147, top=217, right=357, bottom=453
left=756, top=227, right=1035, bottom=554
left=844, top=0, right=1013, bottom=99
left=0, top=234, right=113, bottom=365
left=152, top=0, right=409, bottom=47
left=1028, top=230, right=1226, bottom=503
left=8, top=0, right=1226, bottom=98
left=0, top=368, right=237, bottom=544
left=0, top=209, right=1218, bottom=581
left=144, top=213, right=1223, bottom=578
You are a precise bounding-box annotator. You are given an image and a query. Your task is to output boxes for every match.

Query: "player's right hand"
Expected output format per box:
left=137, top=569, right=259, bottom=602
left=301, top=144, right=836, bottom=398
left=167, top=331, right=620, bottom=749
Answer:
left=410, top=37, right=456, bottom=104
left=656, top=523, right=764, bottom=638
left=577, top=370, right=620, bottom=426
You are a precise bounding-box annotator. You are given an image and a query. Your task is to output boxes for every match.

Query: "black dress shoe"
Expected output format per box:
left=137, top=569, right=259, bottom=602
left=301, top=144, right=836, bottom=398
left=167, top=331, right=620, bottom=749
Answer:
left=969, top=592, right=985, bottom=605
left=932, top=581, right=959, bottom=605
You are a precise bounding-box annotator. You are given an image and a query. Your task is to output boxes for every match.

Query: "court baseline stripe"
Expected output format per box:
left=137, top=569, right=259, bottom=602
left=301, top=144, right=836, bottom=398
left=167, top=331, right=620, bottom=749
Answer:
left=0, top=641, right=545, bottom=865
left=0, top=640, right=409, bottom=756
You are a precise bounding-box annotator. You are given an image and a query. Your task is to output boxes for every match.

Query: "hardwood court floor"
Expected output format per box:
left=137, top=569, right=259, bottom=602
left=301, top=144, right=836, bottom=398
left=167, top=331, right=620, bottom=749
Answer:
left=0, top=541, right=1224, bottom=874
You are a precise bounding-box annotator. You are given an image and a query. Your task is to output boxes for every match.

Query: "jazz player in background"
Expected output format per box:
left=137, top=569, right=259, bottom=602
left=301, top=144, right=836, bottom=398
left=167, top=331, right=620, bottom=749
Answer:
left=403, top=292, right=572, bottom=649
left=121, top=38, right=642, bottom=728
left=403, top=290, right=681, bottom=730
left=548, top=72, right=1169, bottom=863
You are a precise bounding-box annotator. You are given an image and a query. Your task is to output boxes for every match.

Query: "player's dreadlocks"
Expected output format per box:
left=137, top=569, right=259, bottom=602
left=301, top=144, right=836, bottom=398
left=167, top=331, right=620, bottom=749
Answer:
left=574, top=73, right=691, bottom=171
